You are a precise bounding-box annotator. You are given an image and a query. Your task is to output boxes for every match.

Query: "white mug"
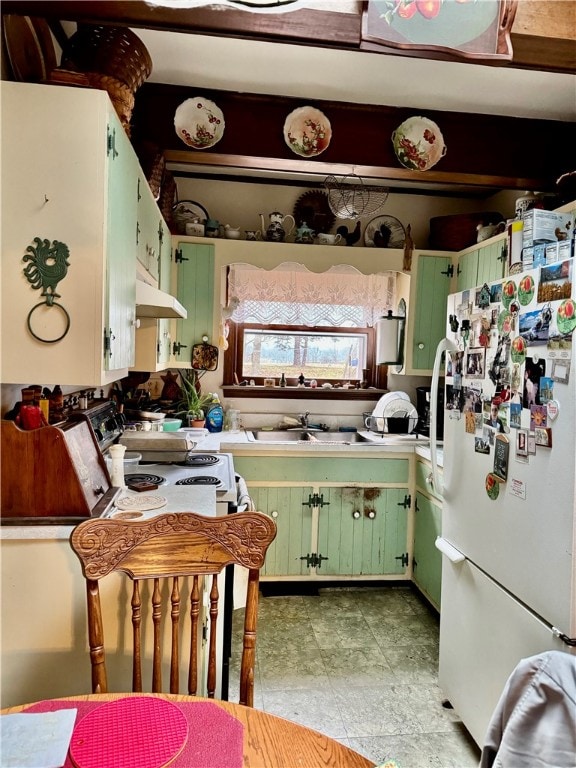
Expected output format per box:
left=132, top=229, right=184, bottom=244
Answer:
left=318, top=233, right=342, bottom=246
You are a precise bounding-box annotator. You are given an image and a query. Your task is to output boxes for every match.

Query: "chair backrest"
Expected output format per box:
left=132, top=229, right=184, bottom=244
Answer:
left=70, top=511, right=276, bottom=706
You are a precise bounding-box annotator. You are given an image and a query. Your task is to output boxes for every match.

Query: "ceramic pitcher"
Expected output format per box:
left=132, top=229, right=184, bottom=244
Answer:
left=260, top=212, right=295, bottom=242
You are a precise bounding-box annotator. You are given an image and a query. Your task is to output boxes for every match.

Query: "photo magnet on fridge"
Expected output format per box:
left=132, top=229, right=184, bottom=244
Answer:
left=493, top=434, right=510, bottom=481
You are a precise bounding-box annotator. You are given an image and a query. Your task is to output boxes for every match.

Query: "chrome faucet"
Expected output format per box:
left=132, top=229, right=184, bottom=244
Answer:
left=299, top=412, right=310, bottom=427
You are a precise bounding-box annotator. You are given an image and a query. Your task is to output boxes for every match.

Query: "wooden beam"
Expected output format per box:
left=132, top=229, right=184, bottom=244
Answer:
left=1, top=0, right=574, bottom=72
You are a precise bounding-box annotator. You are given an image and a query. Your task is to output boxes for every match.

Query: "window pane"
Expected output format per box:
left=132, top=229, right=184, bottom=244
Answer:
left=242, top=329, right=367, bottom=381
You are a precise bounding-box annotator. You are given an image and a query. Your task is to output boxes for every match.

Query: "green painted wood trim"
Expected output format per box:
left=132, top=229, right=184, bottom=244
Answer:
left=413, top=255, right=452, bottom=370
left=233, top=456, right=409, bottom=484
left=174, top=242, right=215, bottom=355
left=413, top=491, right=442, bottom=608
left=250, top=486, right=313, bottom=576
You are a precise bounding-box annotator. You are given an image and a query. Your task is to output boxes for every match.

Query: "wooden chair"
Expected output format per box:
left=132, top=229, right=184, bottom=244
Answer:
left=70, top=511, right=276, bottom=706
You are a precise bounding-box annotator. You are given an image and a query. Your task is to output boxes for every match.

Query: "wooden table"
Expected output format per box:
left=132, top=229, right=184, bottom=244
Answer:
left=2, top=692, right=375, bottom=768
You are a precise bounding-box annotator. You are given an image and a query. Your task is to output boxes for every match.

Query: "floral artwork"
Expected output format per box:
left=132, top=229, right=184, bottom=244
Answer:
left=283, top=107, right=332, bottom=158
left=174, top=97, right=225, bottom=150
left=362, top=0, right=515, bottom=62
left=392, top=116, right=446, bottom=171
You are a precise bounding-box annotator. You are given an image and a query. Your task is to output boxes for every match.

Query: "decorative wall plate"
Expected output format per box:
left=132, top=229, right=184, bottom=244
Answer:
left=364, top=215, right=405, bottom=248
left=391, top=116, right=446, bottom=171
left=174, top=97, right=225, bottom=149
left=283, top=106, right=332, bottom=157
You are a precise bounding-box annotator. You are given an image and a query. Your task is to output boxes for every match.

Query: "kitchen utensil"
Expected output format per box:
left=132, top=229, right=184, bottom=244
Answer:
left=123, top=409, right=166, bottom=422
left=317, top=232, right=342, bottom=245
left=260, top=212, right=295, bottom=242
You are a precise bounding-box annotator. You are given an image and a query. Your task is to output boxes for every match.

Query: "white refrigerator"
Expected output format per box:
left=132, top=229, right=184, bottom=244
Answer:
left=429, top=261, right=576, bottom=747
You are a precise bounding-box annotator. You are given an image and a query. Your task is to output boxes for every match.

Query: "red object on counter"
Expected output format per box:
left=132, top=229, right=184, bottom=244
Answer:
left=15, top=404, right=47, bottom=430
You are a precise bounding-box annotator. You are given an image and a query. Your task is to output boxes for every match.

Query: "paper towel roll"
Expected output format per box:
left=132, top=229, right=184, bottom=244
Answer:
left=375, top=314, right=403, bottom=364
left=435, top=537, right=465, bottom=563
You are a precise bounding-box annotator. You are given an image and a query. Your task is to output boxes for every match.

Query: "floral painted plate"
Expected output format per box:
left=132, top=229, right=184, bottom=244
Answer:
left=283, top=106, right=332, bottom=157
left=391, top=116, right=446, bottom=171
left=174, top=97, right=225, bottom=150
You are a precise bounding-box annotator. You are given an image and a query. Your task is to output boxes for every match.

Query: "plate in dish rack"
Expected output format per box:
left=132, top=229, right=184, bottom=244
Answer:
left=115, top=495, right=167, bottom=512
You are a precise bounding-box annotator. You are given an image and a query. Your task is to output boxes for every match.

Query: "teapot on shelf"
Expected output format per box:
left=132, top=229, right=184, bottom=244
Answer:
left=260, top=211, right=295, bottom=242
left=294, top=221, right=315, bottom=244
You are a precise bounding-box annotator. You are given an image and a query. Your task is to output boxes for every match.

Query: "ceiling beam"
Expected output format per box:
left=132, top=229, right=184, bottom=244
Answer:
left=2, top=0, right=574, bottom=73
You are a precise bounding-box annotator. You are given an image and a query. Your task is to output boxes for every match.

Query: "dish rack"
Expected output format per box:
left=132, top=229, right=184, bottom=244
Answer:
left=363, top=412, right=411, bottom=435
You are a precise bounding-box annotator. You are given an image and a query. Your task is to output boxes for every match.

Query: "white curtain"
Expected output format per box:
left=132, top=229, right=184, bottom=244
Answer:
left=227, top=262, right=396, bottom=327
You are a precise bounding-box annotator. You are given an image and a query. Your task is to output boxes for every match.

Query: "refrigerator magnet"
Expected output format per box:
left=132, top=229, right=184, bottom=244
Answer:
left=516, top=428, right=528, bottom=456
left=527, top=430, right=537, bottom=454
left=530, top=404, right=547, bottom=430
left=510, top=335, right=527, bottom=365
left=493, top=434, right=510, bottom=481
left=501, top=280, right=517, bottom=309
left=485, top=473, right=500, bottom=500
left=534, top=427, right=553, bottom=448
left=546, top=399, right=560, bottom=421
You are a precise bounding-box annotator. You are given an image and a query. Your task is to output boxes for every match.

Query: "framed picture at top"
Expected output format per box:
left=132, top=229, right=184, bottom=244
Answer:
left=361, top=0, right=517, bottom=62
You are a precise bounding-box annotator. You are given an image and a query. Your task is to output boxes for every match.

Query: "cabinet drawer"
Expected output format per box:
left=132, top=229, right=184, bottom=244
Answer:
left=233, top=456, right=409, bottom=484
left=415, top=460, right=442, bottom=500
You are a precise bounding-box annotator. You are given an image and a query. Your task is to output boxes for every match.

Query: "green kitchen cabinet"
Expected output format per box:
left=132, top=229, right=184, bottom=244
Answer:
left=171, top=241, right=215, bottom=367
left=1, top=81, right=137, bottom=385
left=457, top=236, right=507, bottom=291
left=402, top=252, right=454, bottom=375
left=316, top=486, right=409, bottom=577
left=247, top=486, right=314, bottom=577
left=412, top=458, right=444, bottom=609
left=233, top=455, right=411, bottom=581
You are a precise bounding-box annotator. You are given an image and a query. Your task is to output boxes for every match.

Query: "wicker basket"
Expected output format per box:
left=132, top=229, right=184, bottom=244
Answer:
left=61, top=25, right=152, bottom=91
left=429, top=211, right=503, bottom=251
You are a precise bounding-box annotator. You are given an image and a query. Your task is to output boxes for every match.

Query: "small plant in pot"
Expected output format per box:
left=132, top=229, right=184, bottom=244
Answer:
left=178, top=370, right=213, bottom=427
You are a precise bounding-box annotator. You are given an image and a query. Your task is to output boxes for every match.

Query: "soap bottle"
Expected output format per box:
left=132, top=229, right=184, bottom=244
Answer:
left=206, top=394, right=224, bottom=433
left=108, top=444, right=126, bottom=488
left=280, top=372, right=287, bottom=387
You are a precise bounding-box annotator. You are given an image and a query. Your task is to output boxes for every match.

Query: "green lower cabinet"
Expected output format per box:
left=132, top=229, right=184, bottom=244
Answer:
left=316, top=487, right=409, bottom=577
left=249, top=486, right=314, bottom=577
left=413, top=490, right=442, bottom=609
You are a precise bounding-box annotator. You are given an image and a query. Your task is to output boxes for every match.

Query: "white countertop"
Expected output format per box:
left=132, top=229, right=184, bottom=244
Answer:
left=0, top=486, right=217, bottom=540
left=193, top=429, right=444, bottom=464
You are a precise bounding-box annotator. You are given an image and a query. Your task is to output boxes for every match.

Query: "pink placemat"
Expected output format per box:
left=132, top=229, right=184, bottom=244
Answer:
left=26, top=697, right=244, bottom=768
left=69, top=697, right=187, bottom=768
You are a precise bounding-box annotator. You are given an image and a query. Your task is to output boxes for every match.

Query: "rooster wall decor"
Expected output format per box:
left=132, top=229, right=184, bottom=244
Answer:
left=22, top=236, right=71, bottom=343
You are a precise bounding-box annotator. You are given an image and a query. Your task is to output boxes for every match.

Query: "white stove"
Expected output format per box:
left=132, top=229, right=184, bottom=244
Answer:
left=123, top=453, right=237, bottom=505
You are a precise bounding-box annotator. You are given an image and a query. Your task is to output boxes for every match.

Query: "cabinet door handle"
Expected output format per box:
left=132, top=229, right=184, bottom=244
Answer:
left=364, top=509, right=376, bottom=519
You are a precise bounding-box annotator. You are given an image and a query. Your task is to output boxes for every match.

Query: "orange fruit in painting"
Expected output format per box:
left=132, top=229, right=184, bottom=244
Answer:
left=416, top=0, right=441, bottom=19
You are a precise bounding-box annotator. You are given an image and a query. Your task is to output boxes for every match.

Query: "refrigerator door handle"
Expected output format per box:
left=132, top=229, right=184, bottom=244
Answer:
left=435, top=536, right=465, bottom=563
left=430, top=337, right=458, bottom=499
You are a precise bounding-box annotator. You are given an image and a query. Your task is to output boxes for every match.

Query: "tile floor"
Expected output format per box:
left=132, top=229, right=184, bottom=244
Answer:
left=229, top=584, right=481, bottom=768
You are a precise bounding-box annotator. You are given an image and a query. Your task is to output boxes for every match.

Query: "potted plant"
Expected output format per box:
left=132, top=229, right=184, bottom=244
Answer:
left=178, top=371, right=213, bottom=427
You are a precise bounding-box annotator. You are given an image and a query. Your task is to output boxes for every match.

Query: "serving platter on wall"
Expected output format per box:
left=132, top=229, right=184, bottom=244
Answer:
left=174, top=97, right=225, bottom=150
left=283, top=106, right=332, bottom=158
left=364, top=215, right=406, bottom=248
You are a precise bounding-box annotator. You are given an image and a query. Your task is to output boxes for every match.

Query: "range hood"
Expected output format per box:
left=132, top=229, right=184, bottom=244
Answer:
left=135, top=280, right=187, bottom=319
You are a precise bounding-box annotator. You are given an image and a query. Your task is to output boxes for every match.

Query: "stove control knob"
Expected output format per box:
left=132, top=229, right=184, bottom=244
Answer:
left=93, top=485, right=105, bottom=496
left=94, top=428, right=104, bottom=442
left=106, top=417, right=117, bottom=431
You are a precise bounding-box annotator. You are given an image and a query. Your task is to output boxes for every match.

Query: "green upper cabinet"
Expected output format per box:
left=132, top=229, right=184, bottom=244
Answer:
left=171, top=241, right=215, bottom=367
left=136, top=171, right=164, bottom=284
left=403, top=252, right=453, bottom=374
left=105, top=116, right=138, bottom=372
left=1, top=82, right=137, bottom=385
left=457, top=235, right=507, bottom=291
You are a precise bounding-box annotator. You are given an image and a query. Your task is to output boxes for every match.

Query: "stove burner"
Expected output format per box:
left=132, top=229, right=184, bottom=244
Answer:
left=177, top=454, right=220, bottom=468
left=124, top=473, right=166, bottom=486
left=175, top=475, right=221, bottom=486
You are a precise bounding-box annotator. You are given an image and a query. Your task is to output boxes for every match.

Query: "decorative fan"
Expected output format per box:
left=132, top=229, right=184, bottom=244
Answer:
left=293, top=190, right=335, bottom=234
left=324, top=174, right=389, bottom=220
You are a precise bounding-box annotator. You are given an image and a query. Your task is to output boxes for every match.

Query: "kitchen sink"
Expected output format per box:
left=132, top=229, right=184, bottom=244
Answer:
left=248, top=430, right=370, bottom=443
